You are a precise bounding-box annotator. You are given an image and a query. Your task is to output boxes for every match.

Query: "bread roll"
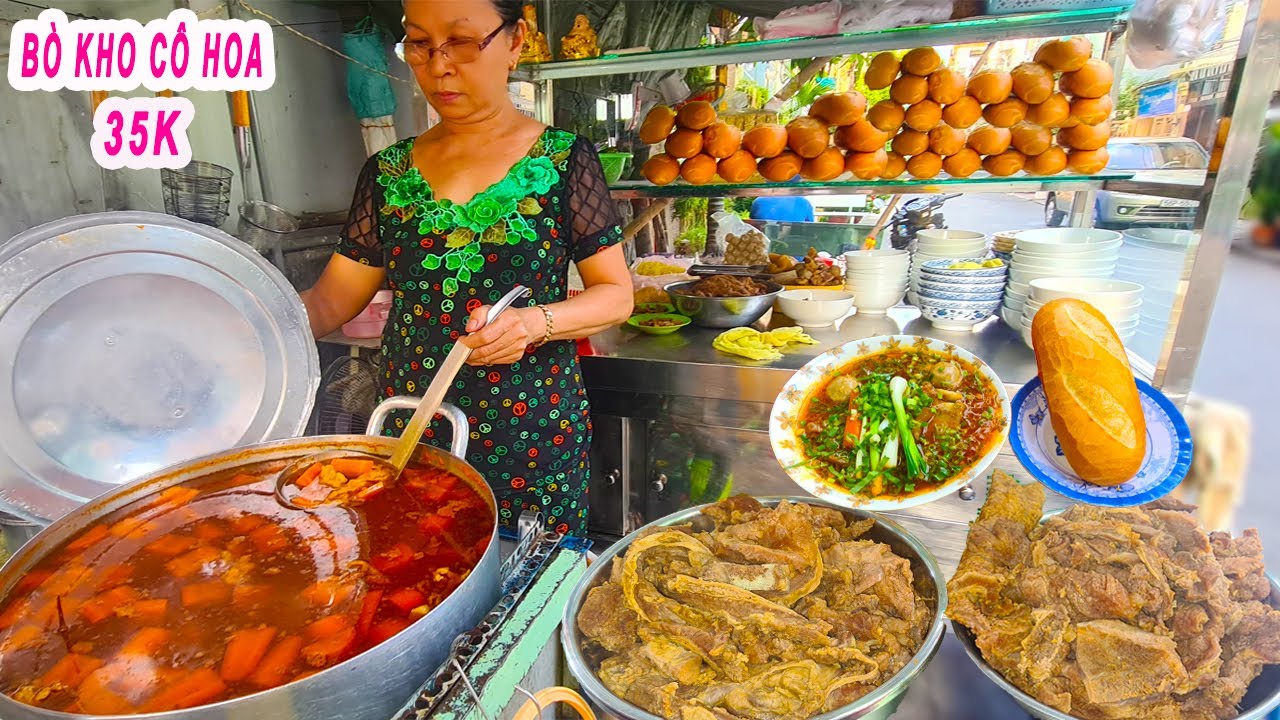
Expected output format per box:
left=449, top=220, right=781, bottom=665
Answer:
left=679, top=154, right=718, bottom=185
left=639, top=106, right=677, bottom=144
left=676, top=101, right=717, bottom=130
left=865, top=52, right=901, bottom=90
left=742, top=124, right=788, bottom=159
left=1026, top=93, right=1071, bottom=128
left=786, top=116, right=831, bottom=158
left=982, top=149, right=1026, bottom=176
left=942, top=96, right=982, bottom=129
left=967, top=70, right=1013, bottom=104
left=641, top=154, right=680, bottom=185
left=703, top=122, right=743, bottom=159
left=927, top=68, right=967, bottom=104
left=892, top=129, right=930, bottom=157
left=846, top=148, right=889, bottom=179
left=929, top=124, right=966, bottom=157
left=811, top=92, right=867, bottom=127
left=1010, top=122, right=1053, bottom=156
left=867, top=101, right=906, bottom=132
left=1058, top=121, right=1110, bottom=151
left=1030, top=298, right=1146, bottom=485
left=942, top=147, right=981, bottom=177
left=907, top=151, right=943, bottom=179
left=835, top=121, right=891, bottom=153
left=1059, top=59, right=1113, bottom=99
left=890, top=74, right=929, bottom=105
left=983, top=98, right=1029, bottom=128
left=1034, top=36, right=1093, bottom=73
left=759, top=151, right=803, bottom=182
left=1011, top=62, right=1055, bottom=104
left=665, top=128, right=704, bottom=159
left=801, top=147, right=846, bottom=181
left=904, top=100, right=943, bottom=132
left=1070, top=95, right=1113, bottom=126
left=881, top=151, right=907, bottom=179
left=902, top=47, right=942, bottom=76
left=1067, top=148, right=1110, bottom=175
left=717, top=150, right=758, bottom=183
left=967, top=126, right=1012, bottom=156
left=1025, top=146, right=1068, bottom=176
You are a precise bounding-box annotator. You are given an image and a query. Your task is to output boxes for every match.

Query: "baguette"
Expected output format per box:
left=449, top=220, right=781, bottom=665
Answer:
left=1030, top=298, right=1146, bottom=485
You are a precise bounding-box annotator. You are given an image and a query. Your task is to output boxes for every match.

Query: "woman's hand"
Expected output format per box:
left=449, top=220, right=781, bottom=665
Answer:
left=461, top=306, right=545, bottom=366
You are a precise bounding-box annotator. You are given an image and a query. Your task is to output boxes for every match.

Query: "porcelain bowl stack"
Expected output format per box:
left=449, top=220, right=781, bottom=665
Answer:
left=916, top=258, right=1008, bottom=331
left=991, top=231, right=1018, bottom=262
left=1016, top=277, right=1144, bottom=349
left=844, top=249, right=911, bottom=314
left=1002, top=228, right=1122, bottom=329
left=1116, top=229, right=1196, bottom=361
left=908, top=229, right=989, bottom=305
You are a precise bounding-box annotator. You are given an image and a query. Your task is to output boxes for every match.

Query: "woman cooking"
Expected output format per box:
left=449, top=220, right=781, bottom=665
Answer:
left=302, top=0, right=633, bottom=537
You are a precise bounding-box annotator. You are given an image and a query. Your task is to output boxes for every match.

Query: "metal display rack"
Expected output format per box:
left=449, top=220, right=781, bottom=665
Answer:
left=518, top=0, right=1280, bottom=405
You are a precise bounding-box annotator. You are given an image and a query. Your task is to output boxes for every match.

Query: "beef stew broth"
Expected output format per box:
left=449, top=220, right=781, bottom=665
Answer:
left=0, top=461, right=492, bottom=714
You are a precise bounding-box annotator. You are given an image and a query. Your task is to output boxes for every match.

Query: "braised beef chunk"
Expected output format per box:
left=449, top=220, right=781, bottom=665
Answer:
left=576, top=496, right=933, bottom=720
left=948, top=471, right=1280, bottom=720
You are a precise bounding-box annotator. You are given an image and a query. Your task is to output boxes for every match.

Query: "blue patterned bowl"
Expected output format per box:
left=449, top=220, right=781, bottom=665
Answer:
left=916, top=278, right=1007, bottom=295
left=919, top=258, right=1009, bottom=278
left=920, top=304, right=1000, bottom=330
left=915, top=268, right=1008, bottom=285
left=918, top=289, right=1005, bottom=303
left=916, top=295, right=1003, bottom=311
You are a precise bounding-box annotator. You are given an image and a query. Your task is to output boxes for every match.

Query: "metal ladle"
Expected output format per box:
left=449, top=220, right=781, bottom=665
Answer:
left=274, top=285, right=533, bottom=510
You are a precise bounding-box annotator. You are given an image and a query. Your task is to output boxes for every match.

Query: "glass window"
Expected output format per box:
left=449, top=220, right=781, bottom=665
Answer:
left=1106, top=143, right=1157, bottom=170
left=1154, top=142, right=1209, bottom=168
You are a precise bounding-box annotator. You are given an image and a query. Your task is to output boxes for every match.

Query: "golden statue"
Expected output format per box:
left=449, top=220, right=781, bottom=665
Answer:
left=519, top=4, right=551, bottom=64
left=559, top=14, right=600, bottom=61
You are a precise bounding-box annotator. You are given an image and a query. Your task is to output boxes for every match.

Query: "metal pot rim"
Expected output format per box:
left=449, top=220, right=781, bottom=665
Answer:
left=0, top=433, right=500, bottom=719
left=560, top=495, right=949, bottom=720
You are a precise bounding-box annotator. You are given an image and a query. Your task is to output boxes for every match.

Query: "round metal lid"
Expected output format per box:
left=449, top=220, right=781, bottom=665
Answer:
left=0, top=211, right=320, bottom=522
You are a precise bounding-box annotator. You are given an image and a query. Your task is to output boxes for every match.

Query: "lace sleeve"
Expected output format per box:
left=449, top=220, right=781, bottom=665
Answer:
left=336, top=154, right=384, bottom=267
left=566, top=136, right=624, bottom=263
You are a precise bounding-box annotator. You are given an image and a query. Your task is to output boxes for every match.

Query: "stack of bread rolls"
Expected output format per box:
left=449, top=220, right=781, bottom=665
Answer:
left=636, top=36, right=1114, bottom=186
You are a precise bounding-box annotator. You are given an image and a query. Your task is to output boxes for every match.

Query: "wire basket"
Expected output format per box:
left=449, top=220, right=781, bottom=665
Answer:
left=161, top=161, right=233, bottom=227
left=237, top=200, right=300, bottom=255
left=984, top=0, right=1134, bottom=13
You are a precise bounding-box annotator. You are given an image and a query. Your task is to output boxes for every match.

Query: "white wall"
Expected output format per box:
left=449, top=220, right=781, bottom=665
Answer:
left=0, top=0, right=426, bottom=242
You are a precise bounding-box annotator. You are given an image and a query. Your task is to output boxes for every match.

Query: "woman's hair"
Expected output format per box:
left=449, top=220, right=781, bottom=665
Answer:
left=491, top=0, right=523, bottom=29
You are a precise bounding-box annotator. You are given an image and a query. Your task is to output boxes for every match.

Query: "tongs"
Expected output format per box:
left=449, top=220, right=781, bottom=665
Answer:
left=273, top=285, right=533, bottom=510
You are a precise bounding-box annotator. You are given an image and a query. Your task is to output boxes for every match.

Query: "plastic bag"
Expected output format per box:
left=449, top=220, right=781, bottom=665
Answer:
left=631, top=254, right=694, bottom=297
left=755, top=1, right=841, bottom=40
left=343, top=19, right=397, bottom=120
left=1128, top=0, right=1227, bottom=69
left=838, top=0, right=953, bottom=33
left=713, top=212, right=772, bottom=266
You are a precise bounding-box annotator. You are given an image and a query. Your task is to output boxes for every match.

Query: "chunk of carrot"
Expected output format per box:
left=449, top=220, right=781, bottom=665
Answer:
left=228, top=513, right=266, bottom=535
left=192, top=520, right=226, bottom=541
left=94, top=563, right=134, bottom=591
left=295, top=463, right=323, bottom=489
left=108, top=515, right=150, bottom=538
left=303, top=614, right=351, bottom=640
left=385, top=588, right=428, bottom=615
left=15, top=570, right=52, bottom=594
left=145, top=534, right=198, bottom=558
left=39, top=653, right=104, bottom=688
left=371, top=543, right=418, bottom=576
left=220, top=626, right=278, bottom=682
left=155, top=486, right=200, bottom=508
left=66, top=524, right=109, bottom=553
left=166, top=546, right=220, bottom=578
left=231, top=584, right=271, bottom=609
left=248, top=635, right=303, bottom=689
left=417, top=514, right=456, bottom=535
left=0, top=599, right=30, bottom=631
left=120, top=627, right=171, bottom=656
left=80, top=585, right=141, bottom=624
left=181, top=581, right=230, bottom=609
left=139, top=668, right=227, bottom=713
left=329, top=458, right=374, bottom=478
left=133, top=598, right=168, bottom=622
left=355, top=590, right=383, bottom=639
left=227, top=473, right=260, bottom=487
left=77, top=667, right=135, bottom=715
left=301, top=626, right=356, bottom=667
left=248, top=524, right=288, bottom=554
left=301, top=578, right=356, bottom=608
left=368, top=617, right=412, bottom=646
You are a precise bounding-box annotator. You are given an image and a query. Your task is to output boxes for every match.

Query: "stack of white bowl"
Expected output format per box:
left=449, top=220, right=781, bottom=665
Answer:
left=991, top=231, right=1018, bottom=262
left=1115, top=229, right=1196, bottom=361
left=1002, top=228, right=1122, bottom=327
left=844, top=249, right=910, bottom=314
left=908, top=229, right=989, bottom=305
left=1017, top=277, right=1144, bottom=349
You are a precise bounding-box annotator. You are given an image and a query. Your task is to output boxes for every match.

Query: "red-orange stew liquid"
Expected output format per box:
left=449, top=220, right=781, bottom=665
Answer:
left=0, top=462, right=492, bottom=714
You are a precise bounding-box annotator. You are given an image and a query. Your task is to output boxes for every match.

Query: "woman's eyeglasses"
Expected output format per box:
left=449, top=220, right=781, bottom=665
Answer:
left=396, top=25, right=506, bottom=65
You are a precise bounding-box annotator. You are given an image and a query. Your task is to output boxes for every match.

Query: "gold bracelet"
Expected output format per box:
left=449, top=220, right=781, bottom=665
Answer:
left=534, top=304, right=554, bottom=347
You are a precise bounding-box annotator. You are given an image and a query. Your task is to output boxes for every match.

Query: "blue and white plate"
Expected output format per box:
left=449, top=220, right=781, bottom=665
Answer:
left=1011, top=376, right=1193, bottom=506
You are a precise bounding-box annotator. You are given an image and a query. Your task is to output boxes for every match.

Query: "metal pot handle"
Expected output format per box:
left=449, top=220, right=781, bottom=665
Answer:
left=366, top=396, right=469, bottom=459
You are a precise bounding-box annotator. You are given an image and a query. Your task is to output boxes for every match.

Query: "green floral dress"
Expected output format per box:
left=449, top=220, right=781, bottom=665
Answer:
left=337, top=128, right=623, bottom=536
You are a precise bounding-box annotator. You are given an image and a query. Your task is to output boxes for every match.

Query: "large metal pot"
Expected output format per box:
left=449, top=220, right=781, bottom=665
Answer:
left=0, top=398, right=499, bottom=720
left=561, top=497, right=948, bottom=720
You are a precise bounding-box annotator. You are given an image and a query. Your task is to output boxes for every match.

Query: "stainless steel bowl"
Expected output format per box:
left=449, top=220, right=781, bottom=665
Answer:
left=953, top=574, right=1280, bottom=720
left=562, top=497, right=948, bottom=720
left=665, top=279, right=784, bottom=328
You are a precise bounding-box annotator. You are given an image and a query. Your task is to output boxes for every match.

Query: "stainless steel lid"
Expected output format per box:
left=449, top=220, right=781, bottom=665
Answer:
left=0, top=211, right=320, bottom=522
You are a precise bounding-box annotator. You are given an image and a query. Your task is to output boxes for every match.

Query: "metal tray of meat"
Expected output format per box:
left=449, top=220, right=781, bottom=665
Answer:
left=0, top=211, right=319, bottom=523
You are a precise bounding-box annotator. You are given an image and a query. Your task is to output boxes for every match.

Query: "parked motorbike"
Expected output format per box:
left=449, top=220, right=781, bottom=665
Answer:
left=888, top=194, right=962, bottom=249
